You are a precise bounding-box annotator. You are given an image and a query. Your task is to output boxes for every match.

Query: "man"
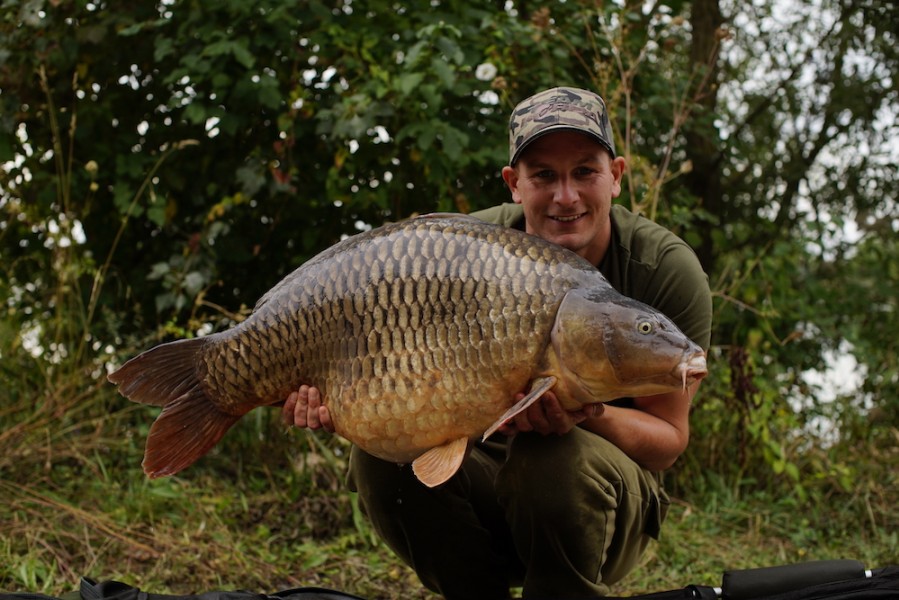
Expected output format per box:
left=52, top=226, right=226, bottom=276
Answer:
left=283, top=87, right=712, bottom=598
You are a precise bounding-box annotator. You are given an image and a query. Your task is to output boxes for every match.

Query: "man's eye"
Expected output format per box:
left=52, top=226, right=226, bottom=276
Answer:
left=575, top=166, right=597, bottom=177
left=535, top=170, right=554, bottom=179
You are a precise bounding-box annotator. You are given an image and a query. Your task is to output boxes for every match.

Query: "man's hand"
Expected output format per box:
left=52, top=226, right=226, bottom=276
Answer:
left=498, top=390, right=603, bottom=436
left=282, top=384, right=335, bottom=433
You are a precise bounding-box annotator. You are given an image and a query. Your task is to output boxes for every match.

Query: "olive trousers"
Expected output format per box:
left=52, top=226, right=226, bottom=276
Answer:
left=347, top=428, right=669, bottom=599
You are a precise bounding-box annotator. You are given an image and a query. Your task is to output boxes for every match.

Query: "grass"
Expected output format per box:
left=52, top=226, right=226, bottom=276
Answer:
left=619, top=484, right=898, bottom=596
left=0, top=368, right=432, bottom=599
left=1, top=363, right=897, bottom=599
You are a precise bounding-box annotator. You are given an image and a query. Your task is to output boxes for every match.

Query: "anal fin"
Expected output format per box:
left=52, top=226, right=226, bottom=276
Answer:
left=412, top=437, right=469, bottom=488
left=481, top=376, right=557, bottom=440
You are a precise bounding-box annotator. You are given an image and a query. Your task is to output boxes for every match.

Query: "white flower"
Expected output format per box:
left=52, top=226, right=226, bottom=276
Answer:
left=475, top=62, right=498, bottom=82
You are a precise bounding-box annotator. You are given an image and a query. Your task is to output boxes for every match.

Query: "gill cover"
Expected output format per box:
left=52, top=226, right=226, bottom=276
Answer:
left=551, top=288, right=703, bottom=402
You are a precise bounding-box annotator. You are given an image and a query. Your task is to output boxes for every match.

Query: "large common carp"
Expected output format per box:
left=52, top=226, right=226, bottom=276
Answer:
left=109, top=213, right=707, bottom=487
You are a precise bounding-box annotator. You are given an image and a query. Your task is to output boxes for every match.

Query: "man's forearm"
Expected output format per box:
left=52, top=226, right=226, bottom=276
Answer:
left=580, top=385, right=697, bottom=471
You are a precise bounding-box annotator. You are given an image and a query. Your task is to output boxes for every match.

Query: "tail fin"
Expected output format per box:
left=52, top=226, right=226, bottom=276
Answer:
left=108, top=338, right=240, bottom=478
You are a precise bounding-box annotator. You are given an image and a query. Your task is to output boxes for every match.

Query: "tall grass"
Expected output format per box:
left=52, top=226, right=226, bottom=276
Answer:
left=2, top=384, right=895, bottom=599
left=0, top=358, right=432, bottom=598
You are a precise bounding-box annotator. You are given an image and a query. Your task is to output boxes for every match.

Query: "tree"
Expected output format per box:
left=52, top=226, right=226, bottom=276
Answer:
left=1, top=0, right=896, bottom=493
left=0, top=0, right=707, bottom=334
left=711, top=0, right=898, bottom=429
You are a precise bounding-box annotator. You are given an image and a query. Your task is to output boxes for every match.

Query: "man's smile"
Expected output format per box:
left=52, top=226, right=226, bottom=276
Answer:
left=550, top=213, right=587, bottom=223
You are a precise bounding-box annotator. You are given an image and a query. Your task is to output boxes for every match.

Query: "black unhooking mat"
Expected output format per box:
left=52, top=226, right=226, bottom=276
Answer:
left=2, top=560, right=898, bottom=600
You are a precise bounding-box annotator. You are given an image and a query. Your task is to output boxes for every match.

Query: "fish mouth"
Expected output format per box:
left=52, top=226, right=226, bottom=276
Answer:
left=679, top=353, right=708, bottom=390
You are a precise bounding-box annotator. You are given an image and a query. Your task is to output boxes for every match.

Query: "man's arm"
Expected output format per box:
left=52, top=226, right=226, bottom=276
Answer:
left=581, top=384, right=697, bottom=472
left=498, top=383, right=696, bottom=472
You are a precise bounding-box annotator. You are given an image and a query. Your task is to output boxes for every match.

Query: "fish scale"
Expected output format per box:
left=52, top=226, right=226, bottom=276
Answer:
left=109, top=213, right=707, bottom=487
left=273, top=223, right=543, bottom=456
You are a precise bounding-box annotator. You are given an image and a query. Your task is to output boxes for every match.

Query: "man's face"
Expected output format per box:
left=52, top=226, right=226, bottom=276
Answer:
left=502, top=130, right=626, bottom=266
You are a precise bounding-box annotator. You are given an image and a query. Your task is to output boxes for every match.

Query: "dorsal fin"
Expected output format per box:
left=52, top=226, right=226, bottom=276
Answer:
left=412, top=437, right=469, bottom=487
left=481, top=376, right=557, bottom=440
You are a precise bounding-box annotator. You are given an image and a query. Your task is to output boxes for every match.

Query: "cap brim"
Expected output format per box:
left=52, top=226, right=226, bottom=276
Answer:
left=511, top=125, right=616, bottom=165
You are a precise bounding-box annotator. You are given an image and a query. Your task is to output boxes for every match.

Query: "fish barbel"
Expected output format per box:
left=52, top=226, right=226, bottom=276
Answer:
left=109, top=214, right=707, bottom=487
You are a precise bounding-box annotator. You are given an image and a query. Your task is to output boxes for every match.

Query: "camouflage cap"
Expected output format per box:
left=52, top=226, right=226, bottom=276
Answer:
left=508, top=87, right=616, bottom=165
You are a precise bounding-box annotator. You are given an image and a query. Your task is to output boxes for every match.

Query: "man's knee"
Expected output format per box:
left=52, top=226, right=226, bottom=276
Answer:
left=347, top=445, right=408, bottom=499
left=497, top=430, right=632, bottom=509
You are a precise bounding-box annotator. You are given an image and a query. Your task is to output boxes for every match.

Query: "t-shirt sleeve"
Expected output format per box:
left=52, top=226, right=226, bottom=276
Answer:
left=643, top=243, right=713, bottom=351
left=469, top=203, right=525, bottom=229
left=604, top=206, right=713, bottom=352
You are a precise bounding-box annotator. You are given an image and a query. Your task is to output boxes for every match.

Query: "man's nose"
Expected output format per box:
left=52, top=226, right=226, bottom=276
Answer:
left=553, top=177, right=577, bottom=205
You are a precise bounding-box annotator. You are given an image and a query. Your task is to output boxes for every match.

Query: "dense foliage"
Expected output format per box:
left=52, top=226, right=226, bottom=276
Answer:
left=1, top=0, right=897, bottom=595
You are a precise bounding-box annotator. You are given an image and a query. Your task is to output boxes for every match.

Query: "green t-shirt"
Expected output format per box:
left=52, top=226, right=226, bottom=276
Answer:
left=469, top=203, right=712, bottom=351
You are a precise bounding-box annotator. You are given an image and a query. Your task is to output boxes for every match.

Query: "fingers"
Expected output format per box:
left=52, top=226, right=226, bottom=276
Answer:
left=304, top=385, right=321, bottom=429
left=502, top=393, right=604, bottom=437
left=284, top=385, right=335, bottom=433
left=512, top=394, right=535, bottom=433
left=504, top=392, right=575, bottom=436
left=318, top=400, right=335, bottom=434
left=539, top=394, right=569, bottom=435
left=518, top=391, right=561, bottom=435
left=304, top=386, right=336, bottom=433
left=505, top=393, right=530, bottom=434
left=282, top=391, right=298, bottom=426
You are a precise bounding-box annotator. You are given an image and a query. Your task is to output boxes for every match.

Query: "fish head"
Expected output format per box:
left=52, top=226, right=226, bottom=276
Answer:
left=550, top=287, right=708, bottom=406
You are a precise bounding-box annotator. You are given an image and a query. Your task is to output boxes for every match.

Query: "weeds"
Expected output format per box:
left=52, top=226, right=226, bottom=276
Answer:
left=1, top=363, right=896, bottom=599
left=0, top=378, right=434, bottom=598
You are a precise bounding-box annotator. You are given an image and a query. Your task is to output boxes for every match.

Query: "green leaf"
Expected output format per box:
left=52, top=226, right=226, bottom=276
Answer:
left=147, top=200, right=167, bottom=227
left=183, top=102, right=207, bottom=124
left=396, top=72, right=424, bottom=95
left=113, top=184, right=141, bottom=216
left=154, top=36, right=175, bottom=61
left=183, top=271, right=206, bottom=296
left=204, top=39, right=235, bottom=58
left=405, top=40, right=428, bottom=66
left=431, top=57, right=456, bottom=89
left=230, top=40, right=256, bottom=69
left=117, top=22, right=145, bottom=37
left=440, top=126, right=469, bottom=162
left=435, top=36, right=464, bottom=65
left=257, top=79, right=282, bottom=109
left=148, top=262, right=170, bottom=280
left=416, top=125, right=436, bottom=150
left=784, top=462, right=800, bottom=482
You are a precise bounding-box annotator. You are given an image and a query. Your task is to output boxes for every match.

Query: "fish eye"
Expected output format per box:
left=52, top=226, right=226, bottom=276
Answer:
left=637, top=321, right=653, bottom=334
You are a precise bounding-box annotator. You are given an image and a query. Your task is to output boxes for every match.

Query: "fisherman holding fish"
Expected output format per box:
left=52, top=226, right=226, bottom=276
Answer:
left=111, top=87, right=711, bottom=598
left=282, top=88, right=713, bottom=598
left=109, top=88, right=711, bottom=594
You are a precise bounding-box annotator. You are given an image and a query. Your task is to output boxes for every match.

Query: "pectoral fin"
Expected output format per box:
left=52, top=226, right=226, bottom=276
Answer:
left=412, top=436, right=469, bottom=488
left=481, top=376, right=558, bottom=440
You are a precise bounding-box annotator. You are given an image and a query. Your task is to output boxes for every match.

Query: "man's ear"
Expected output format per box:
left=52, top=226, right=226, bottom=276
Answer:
left=501, top=165, right=522, bottom=204
left=610, top=156, right=627, bottom=198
